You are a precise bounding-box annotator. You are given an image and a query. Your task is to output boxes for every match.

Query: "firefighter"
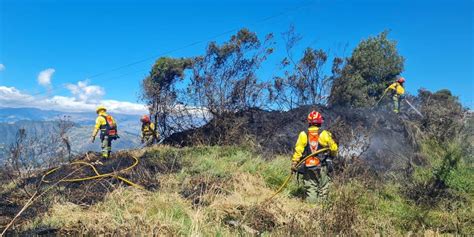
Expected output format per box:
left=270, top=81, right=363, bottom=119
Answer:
left=291, top=111, right=338, bottom=202
left=91, top=105, right=118, bottom=158
left=140, top=115, right=157, bottom=147
left=384, top=77, right=406, bottom=113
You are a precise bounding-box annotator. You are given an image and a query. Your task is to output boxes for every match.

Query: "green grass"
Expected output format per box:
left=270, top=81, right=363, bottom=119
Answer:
left=23, top=145, right=474, bottom=235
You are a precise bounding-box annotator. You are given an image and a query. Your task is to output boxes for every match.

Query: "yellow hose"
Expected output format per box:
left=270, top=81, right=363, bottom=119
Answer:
left=41, top=154, right=143, bottom=189
left=265, top=148, right=329, bottom=201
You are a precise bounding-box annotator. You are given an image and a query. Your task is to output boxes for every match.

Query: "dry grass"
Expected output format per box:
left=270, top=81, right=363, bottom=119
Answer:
left=15, top=145, right=473, bottom=236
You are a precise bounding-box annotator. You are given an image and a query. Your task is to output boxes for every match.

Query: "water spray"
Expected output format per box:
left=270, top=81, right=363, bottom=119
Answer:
left=405, top=99, right=423, bottom=117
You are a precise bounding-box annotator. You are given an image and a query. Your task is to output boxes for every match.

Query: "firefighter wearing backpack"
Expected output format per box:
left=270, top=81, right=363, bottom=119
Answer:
left=140, top=115, right=157, bottom=147
left=291, top=111, right=338, bottom=203
left=91, top=105, right=118, bottom=158
left=384, top=77, right=406, bottom=113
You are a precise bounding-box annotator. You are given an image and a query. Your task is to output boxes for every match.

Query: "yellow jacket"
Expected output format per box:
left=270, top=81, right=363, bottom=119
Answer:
left=92, top=111, right=117, bottom=137
left=292, top=126, right=338, bottom=162
left=141, top=122, right=156, bottom=138
left=386, top=82, right=405, bottom=95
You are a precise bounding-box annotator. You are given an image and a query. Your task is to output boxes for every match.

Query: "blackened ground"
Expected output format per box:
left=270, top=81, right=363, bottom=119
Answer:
left=0, top=149, right=182, bottom=232
left=165, top=105, right=420, bottom=171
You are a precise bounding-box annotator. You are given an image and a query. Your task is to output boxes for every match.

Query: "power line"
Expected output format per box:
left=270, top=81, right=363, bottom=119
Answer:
left=30, top=1, right=316, bottom=98
left=87, top=1, right=314, bottom=79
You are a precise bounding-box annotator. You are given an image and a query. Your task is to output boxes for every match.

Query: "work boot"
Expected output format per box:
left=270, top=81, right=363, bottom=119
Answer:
left=393, top=109, right=399, bottom=113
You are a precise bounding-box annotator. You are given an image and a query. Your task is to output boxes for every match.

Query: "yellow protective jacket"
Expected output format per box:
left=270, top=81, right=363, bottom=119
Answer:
left=141, top=122, right=156, bottom=138
left=386, top=82, right=405, bottom=95
left=92, top=111, right=117, bottom=137
left=292, top=126, right=338, bottom=162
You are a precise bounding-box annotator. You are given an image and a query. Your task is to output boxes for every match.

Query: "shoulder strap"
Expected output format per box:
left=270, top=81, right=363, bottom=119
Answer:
left=101, top=115, right=109, bottom=126
left=99, top=115, right=109, bottom=129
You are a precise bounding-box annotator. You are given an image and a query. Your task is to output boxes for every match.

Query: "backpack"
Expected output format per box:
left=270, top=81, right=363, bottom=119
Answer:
left=101, top=115, right=118, bottom=139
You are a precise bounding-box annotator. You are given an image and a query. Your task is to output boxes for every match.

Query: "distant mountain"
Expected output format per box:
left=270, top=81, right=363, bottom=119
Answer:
left=0, top=107, right=144, bottom=162
left=0, top=107, right=142, bottom=125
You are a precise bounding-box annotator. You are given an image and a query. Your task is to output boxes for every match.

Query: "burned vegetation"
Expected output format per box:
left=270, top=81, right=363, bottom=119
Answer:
left=1, top=28, right=472, bottom=235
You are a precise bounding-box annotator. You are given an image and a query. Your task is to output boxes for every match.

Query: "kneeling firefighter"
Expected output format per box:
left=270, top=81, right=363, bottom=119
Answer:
left=291, top=111, right=338, bottom=202
left=91, top=105, right=119, bottom=158
left=140, top=115, right=158, bottom=147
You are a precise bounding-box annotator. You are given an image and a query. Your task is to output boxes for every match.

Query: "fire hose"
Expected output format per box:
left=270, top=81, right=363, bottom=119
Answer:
left=265, top=148, right=329, bottom=201
left=1, top=155, right=142, bottom=236
left=41, top=155, right=143, bottom=189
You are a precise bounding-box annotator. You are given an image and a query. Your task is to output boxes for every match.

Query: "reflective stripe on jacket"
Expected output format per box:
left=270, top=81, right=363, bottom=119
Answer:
left=292, top=126, right=338, bottom=162
left=142, top=122, right=155, bottom=138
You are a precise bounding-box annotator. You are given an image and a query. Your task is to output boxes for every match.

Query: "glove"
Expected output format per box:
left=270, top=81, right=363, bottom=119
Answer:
left=291, top=161, right=298, bottom=173
left=91, top=136, right=95, bottom=143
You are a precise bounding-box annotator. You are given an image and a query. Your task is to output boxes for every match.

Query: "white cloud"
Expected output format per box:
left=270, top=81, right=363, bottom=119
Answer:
left=66, top=80, right=105, bottom=103
left=37, top=68, right=55, bottom=87
left=0, top=64, right=5, bottom=71
left=0, top=86, right=35, bottom=107
left=0, top=86, right=147, bottom=115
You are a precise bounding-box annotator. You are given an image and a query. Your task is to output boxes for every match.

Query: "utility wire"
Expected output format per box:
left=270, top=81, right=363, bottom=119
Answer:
left=87, top=1, right=315, bottom=79
left=29, top=1, right=315, bottom=98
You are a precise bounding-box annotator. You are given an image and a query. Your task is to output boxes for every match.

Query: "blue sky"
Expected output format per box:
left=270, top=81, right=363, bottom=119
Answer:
left=0, top=0, right=472, bottom=114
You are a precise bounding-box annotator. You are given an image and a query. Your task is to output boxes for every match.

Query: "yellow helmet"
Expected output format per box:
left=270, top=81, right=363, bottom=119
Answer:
left=96, top=105, right=107, bottom=114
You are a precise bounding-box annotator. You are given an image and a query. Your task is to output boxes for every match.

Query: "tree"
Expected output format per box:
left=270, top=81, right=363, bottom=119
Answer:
left=271, top=26, right=334, bottom=110
left=187, top=28, right=274, bottom=117
left=4, top=118, right=74, bottom=196
left=329, top=31, right=405, bottom=107
left=55, top=115, right=73, bottom=161
left=141, top=57, right=193, bottom=138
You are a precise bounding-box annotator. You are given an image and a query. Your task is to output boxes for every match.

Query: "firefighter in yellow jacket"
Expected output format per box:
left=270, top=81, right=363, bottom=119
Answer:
left=91, top=106, right=118, bottom=158
left=140, top=115, right=158, bottom=147
left=291, top=111, right=338, bottom=202
left=384, top=77, right=406, bottom=113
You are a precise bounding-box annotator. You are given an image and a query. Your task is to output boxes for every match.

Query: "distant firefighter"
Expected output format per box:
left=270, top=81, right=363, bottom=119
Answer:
left=91, top=105, right=119, bottom=158
left=140, top=115, right=158, bottom=147
left=384, top=77, right=406, bottom=113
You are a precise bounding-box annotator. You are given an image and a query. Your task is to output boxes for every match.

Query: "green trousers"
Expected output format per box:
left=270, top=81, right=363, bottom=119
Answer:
left=303, top=166, right=331, bottom=203
left=101, top=136, right=112, bottom=158
left=142, top=135, right=155, bottom=147
left=392, top=94, right=400, bottom=113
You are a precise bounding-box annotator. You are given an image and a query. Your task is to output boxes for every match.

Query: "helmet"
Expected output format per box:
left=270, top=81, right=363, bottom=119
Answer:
left=397, top=77, right=405, bottom=83
left=307, top=111, right=323, bottom=125
left=96, top=105, right=107, bottom=114
left=140, top=115, right=150, bottom=123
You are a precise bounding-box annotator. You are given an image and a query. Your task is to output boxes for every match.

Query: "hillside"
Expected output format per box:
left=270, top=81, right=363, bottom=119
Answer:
left=1, top=101, right=472, bottom=235
left=1, top=144, right=472, bottom=235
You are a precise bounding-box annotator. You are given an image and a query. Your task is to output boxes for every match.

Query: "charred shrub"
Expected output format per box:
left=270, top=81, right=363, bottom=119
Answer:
left=418, top=89, right=464, bottom=142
